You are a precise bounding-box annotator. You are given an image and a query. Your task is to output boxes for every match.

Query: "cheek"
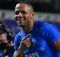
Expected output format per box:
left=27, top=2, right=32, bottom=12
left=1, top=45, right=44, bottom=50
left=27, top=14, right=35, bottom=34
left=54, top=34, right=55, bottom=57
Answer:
left=15, top=15, right=17, bottom=20
left=25, top=13, right=30, bottom=18
left=1, top=34, right=7, bottom=41
left=25, top=14, right=31, bottom=20
left=0, top=36, right=2, bottom=41
left=1, top=36, right=7, bottom=41
left=24, top=14, right=32, bottom=24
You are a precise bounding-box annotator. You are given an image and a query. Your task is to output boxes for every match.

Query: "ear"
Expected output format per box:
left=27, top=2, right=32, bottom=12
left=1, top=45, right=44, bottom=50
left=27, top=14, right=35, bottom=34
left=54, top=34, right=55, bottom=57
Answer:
left=32, top=11, right=34, bottom=16
left=30, top=11, right=34, bottom=19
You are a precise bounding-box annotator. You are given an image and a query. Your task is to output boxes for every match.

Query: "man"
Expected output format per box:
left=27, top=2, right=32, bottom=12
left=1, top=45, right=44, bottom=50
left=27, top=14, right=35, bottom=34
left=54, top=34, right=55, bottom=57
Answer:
left=0, top=23, right=14, bottom=57
left=13, top=2, right=60, bottom=57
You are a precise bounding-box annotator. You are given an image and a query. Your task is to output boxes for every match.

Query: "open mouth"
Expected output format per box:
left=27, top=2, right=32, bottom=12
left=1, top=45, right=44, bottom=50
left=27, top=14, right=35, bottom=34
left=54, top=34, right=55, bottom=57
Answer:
left=17, top=18, right=25, bottom=25
left=17, top=17, right=25, bottom=21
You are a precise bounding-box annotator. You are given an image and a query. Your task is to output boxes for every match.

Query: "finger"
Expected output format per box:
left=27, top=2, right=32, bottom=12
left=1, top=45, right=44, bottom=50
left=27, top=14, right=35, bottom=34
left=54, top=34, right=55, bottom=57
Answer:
left=26, top=42, right=31, bottom=48
left=25, top=34, right=31, bottom=38
left=22, top=34, right=31, bottom=40
left=21, top=39, right=31, bottom=48
left=26, top=43, right=31, bottom=48
left=26, top=40, right=31, bottom=44
left=26, top=38, right=31, bottom=42
left=22, top=38, right=31, bottom=44
left=22, top=39, right=31, bottom=45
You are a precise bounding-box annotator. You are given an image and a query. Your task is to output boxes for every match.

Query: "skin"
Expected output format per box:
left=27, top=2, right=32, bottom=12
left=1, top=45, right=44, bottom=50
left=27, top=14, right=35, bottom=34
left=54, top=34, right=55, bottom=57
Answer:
left=0, top=33, right=9, bottom=57
left=15, top=3, right=34, bottom=33
left=14, top=3, right=60, bottom=57
left=0, top=33, right=9, bottom=43
left=14, top=3, right=35, bottom=57
left=0, top=33, right=13, bottom=57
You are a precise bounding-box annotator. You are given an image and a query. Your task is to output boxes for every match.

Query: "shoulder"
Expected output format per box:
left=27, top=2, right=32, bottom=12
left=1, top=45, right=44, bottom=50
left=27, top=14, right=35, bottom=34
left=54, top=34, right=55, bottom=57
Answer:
left=34, top=20, right=44, bottom=25
left=33, top=20, right=45, bottom=28
left=34, top=20, right=59, bottom=31
left=42, top=22, right=58, bottom=31
left=41, top=22, right=60, bottom=42
left=34, top=20, right=55, bottom=30
left=43, top=23, right=55, bottom=28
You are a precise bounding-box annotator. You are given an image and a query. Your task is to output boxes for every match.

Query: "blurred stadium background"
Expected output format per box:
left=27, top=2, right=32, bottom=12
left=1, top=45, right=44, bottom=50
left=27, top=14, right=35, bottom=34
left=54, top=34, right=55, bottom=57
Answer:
left=0, top=0, right=60, bottom=37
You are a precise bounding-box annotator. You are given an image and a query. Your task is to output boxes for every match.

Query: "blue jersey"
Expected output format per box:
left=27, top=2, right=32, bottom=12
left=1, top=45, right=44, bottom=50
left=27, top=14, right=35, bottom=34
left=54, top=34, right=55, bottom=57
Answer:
left=14, top=20, right=60, bottom=57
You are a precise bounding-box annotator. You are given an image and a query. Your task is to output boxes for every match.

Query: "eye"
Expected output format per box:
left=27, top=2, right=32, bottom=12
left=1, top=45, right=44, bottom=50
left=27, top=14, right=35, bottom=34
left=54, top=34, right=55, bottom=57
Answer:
left=21, top=10, right=27, bottom=14
left=15, top=11, right=19, bottom=15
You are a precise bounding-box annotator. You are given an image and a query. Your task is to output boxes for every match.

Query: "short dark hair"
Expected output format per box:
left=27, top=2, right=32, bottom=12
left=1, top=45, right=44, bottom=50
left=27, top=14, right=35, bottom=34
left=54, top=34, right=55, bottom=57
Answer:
left=16, top=1, right=34, bottom=11
left=18, top=1, right=32, bottom=5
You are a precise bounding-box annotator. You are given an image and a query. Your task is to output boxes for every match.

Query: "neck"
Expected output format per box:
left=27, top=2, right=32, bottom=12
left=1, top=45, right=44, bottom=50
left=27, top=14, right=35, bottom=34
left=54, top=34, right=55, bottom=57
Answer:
left=24, top=20, right=35, bottom=33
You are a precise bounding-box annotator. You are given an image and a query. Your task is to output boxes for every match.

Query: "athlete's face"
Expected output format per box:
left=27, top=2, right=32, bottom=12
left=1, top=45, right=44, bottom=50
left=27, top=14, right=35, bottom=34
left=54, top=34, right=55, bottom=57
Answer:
left=0, top=33, right=8, bottom=43
left=15, top=3, right=34, bottom=28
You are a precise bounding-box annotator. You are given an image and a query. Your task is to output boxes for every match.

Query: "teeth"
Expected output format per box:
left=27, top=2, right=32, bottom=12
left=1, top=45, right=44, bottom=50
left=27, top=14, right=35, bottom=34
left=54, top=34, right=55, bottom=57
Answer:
left=17, top=18, right=24, bottom=20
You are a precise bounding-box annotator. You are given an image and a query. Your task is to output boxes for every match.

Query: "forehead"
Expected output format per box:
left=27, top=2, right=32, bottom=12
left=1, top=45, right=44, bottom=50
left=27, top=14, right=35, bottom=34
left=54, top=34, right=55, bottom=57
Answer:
left=0, top=33, right=7, bottom=36
left=15, top=3, right=31, bottom=12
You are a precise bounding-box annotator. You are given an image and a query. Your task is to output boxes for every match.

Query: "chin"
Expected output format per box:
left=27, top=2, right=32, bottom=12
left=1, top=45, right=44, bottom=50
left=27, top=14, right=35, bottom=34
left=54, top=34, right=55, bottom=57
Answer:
left=20, top=25, right=26, bottom=28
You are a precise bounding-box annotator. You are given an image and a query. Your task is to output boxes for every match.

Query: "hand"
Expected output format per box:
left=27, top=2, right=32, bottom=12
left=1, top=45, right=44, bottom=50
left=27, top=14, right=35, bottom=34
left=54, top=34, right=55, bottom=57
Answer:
left=18, top=34, right=31, bottom=52
left=8, top=41, right=14, bottom=47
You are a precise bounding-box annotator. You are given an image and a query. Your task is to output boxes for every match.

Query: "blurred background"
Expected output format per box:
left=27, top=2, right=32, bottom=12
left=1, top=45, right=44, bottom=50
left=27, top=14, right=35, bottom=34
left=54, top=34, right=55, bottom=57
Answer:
left=0, top=0, right=60, bottom=37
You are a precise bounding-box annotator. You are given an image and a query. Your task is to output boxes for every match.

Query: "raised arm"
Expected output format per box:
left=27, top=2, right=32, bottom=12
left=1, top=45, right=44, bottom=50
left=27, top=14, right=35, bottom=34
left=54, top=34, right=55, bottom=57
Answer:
left=13, top=34, right=31, bottom=57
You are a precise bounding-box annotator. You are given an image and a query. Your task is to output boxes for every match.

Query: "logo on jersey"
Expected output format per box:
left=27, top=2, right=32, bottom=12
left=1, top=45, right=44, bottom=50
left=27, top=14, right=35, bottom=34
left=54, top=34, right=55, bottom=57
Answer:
left=25, top=52, right=39, bottom=57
